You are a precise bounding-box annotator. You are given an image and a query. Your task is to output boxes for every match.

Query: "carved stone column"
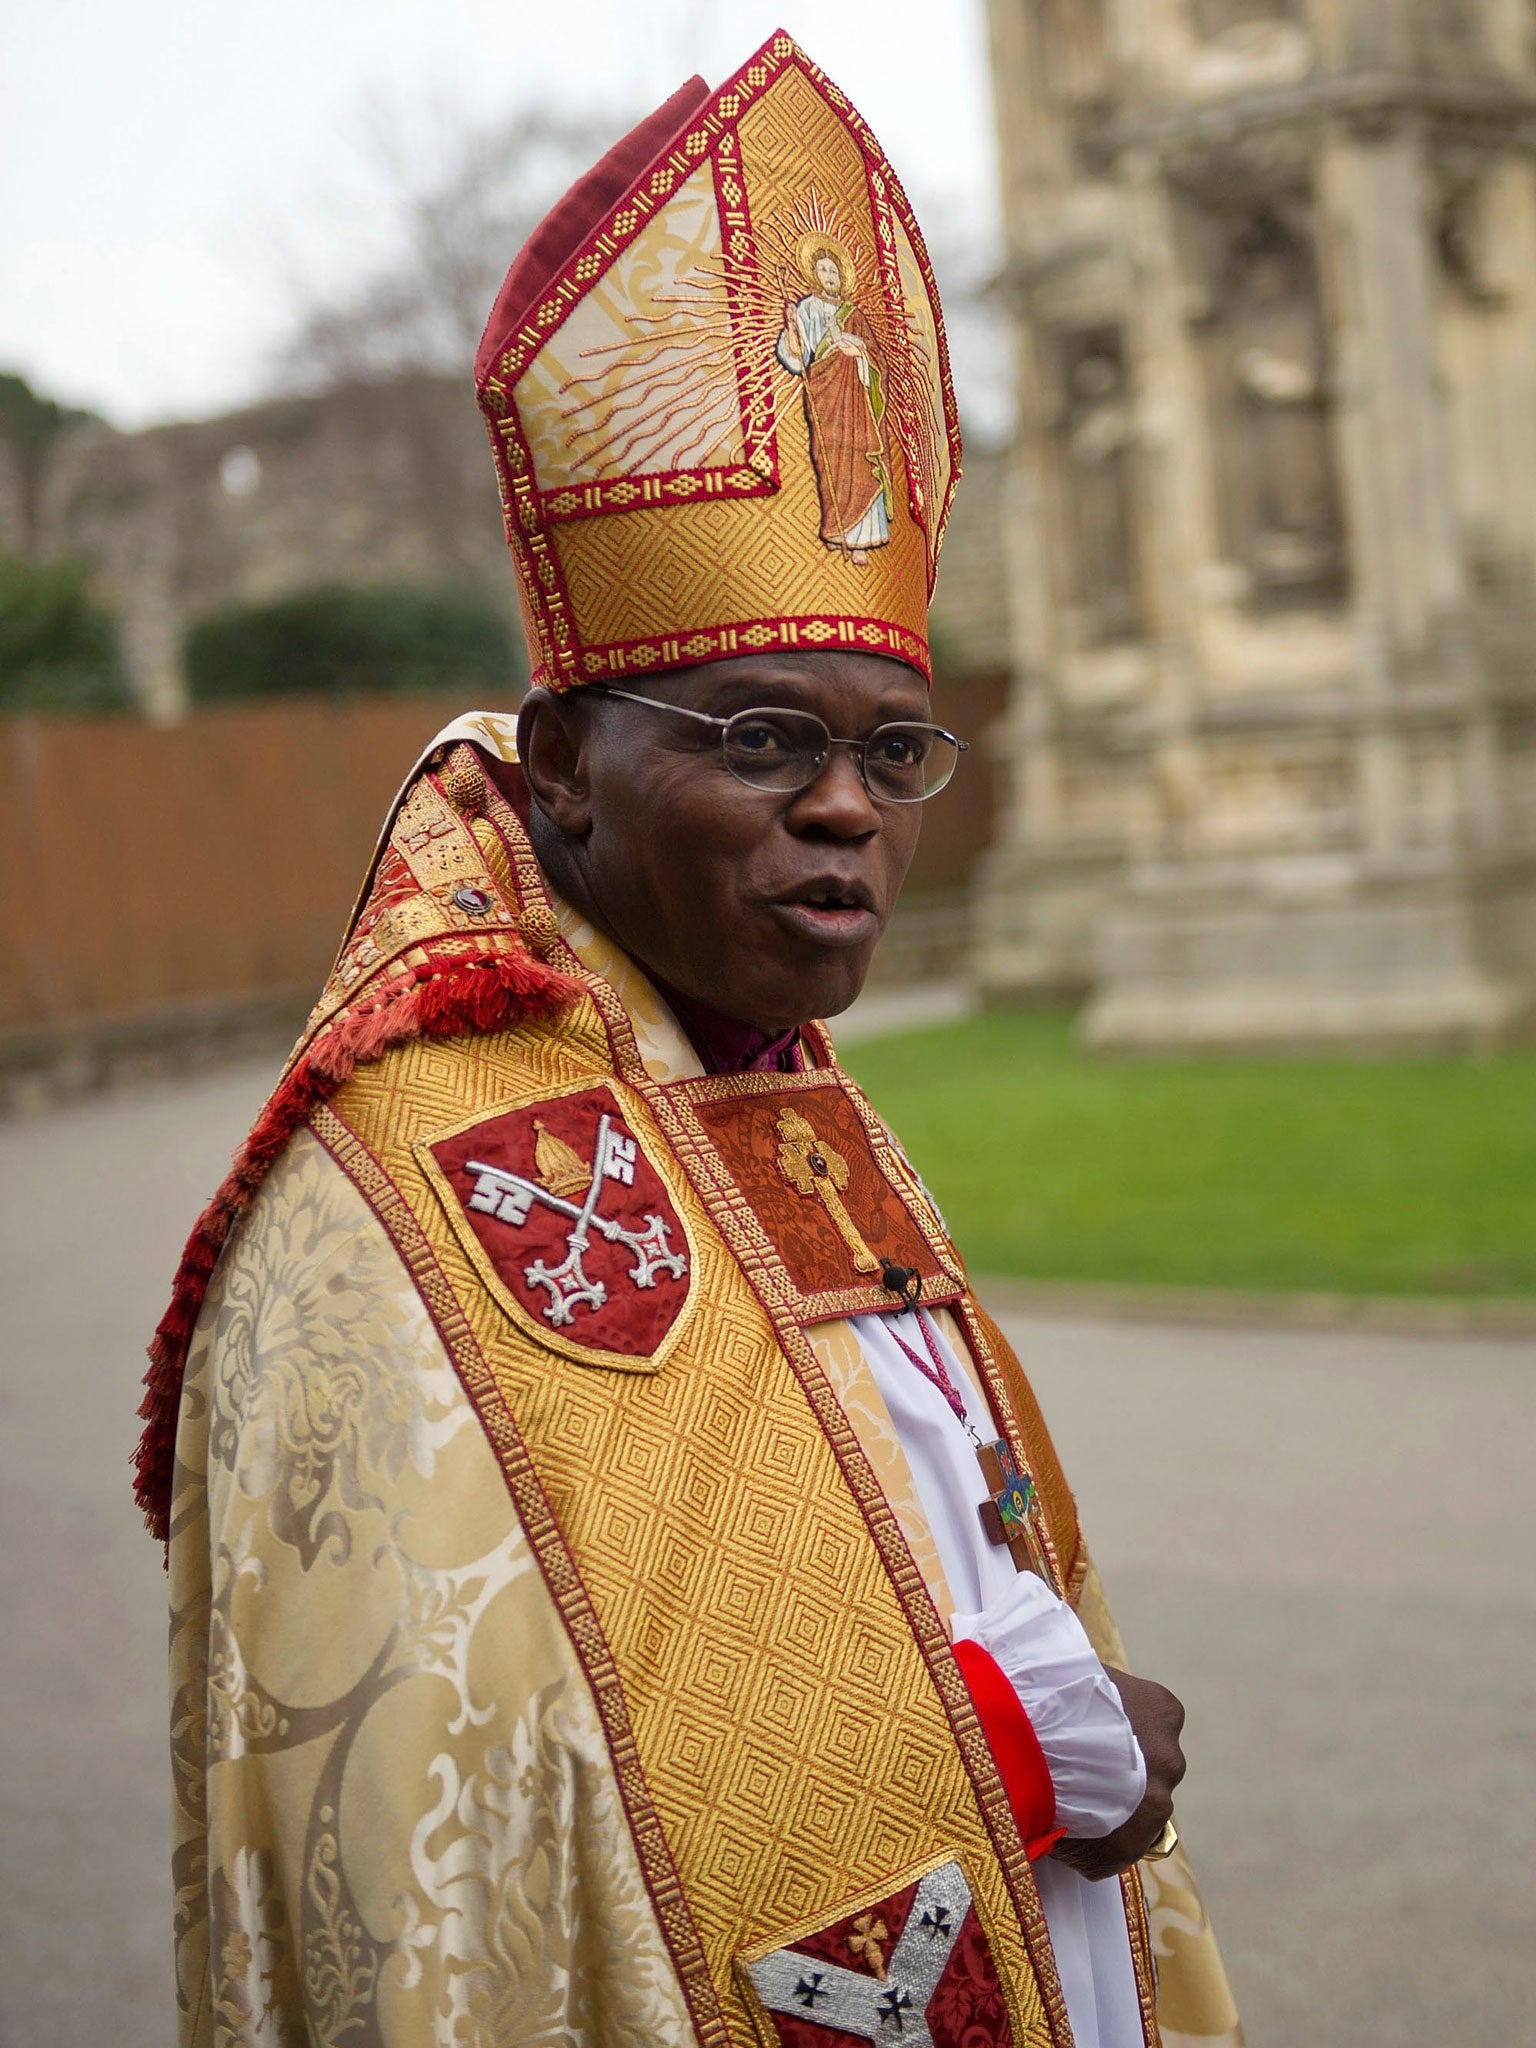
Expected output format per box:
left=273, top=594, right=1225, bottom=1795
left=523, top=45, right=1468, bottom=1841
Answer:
left=1317, top=120, right=1465, bottom=857
left=976, top=0, right=1536, bottom=1049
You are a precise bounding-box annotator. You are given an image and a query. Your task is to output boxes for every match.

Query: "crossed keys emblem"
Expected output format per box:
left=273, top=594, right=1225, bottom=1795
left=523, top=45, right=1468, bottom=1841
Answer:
left=464, top=1111, right=687, bottom=1327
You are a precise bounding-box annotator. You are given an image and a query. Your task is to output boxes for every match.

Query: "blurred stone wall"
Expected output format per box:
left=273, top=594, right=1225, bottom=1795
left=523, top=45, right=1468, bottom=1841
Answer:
left=32, top=375, right=514, bottom=720
left=25, top=373, right=1014, bottom=723
left=871, top=441, right=1014, bottom=983
left=977, top=0, right=1536, bottom=1051
left=0, top=439, right=28, bottom=557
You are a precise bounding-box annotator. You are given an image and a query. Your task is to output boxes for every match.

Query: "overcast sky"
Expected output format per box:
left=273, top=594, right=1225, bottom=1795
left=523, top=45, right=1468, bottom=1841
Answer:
left=1, top=0, right=1002, bottom=431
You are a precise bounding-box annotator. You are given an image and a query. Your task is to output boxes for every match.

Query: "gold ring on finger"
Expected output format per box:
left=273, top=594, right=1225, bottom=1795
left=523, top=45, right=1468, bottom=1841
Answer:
left=1142, top=1818, right=1179, bottom=1862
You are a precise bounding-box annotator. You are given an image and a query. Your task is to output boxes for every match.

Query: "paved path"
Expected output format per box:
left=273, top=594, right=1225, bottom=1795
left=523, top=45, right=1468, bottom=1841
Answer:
left=2, top=1060, right=1533, bottom=2046
left=1011, top=1314, right=1536, bottom=2047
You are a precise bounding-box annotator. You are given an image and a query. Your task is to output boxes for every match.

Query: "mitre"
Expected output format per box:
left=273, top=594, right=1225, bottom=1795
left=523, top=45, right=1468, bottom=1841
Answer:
left=474, top=28, right=962, bottom=690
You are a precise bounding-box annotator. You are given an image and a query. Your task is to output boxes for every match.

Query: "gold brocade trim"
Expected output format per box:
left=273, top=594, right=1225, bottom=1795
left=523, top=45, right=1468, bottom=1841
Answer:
left=299, top=768, right=518, bottom=1055
left=570, top=614, right=932, bottom=685
left=308, top=1096, right=733, bottom=2048
left=1122, top=1864, right=1162, bottom=2048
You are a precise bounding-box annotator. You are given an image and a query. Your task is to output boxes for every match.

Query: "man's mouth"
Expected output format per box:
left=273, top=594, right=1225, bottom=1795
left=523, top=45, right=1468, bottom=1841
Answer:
left=769, top=879, right=880, bottom=947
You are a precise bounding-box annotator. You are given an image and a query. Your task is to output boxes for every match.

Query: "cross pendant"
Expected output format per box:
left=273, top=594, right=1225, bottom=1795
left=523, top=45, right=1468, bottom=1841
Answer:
left=975, top=1438, right=1048, bottom=1577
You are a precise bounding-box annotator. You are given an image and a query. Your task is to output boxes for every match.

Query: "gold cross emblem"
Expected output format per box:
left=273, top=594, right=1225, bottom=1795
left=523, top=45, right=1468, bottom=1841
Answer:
left=846, top=1911, right=889, bottom=1979
left=775, top=1106, right=880, bottom=1274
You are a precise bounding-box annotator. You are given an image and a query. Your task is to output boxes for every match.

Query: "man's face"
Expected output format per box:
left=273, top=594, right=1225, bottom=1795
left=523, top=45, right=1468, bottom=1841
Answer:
left=519, top=651, right=929, bottom=1031
left=814, top=255, right=843, bottom=298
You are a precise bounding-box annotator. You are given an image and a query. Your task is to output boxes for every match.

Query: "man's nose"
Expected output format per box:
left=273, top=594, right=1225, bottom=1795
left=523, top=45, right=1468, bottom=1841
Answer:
left=787, top=744, right=882, bottom=835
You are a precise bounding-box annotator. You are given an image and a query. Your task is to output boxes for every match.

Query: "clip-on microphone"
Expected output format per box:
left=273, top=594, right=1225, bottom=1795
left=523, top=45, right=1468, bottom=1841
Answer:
left=879, top=1259, right=923, bottom=1313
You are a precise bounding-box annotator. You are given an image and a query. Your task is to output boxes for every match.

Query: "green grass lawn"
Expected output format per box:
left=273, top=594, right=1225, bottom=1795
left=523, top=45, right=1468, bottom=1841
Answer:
left=841, top=1012, right=1536, bottom=1298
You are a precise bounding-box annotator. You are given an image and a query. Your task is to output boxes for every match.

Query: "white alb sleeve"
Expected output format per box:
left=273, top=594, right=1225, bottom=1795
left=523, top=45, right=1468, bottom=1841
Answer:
left=951, top=1572, right=1147, bottom=1838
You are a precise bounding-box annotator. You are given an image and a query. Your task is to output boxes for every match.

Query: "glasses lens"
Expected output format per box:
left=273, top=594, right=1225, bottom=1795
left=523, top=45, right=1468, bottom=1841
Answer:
left=862, top=724, right=960, bottom=801
left=721, top=709, right=831, bottom=789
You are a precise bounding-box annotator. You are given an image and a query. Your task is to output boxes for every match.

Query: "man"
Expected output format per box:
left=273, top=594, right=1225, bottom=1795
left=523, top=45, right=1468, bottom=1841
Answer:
left=139, top=33, right=1243, bottom=2048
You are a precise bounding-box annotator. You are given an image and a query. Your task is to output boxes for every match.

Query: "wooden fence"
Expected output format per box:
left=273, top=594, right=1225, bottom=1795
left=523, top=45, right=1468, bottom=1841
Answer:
left=0, top=674, right=1005, bottom=1073
left=0, top=697, right=460, bottom=1050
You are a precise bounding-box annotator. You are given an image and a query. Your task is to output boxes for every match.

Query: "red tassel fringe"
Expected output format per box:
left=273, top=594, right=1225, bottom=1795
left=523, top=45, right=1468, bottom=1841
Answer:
left=133, top=949, right=579, bottom=1544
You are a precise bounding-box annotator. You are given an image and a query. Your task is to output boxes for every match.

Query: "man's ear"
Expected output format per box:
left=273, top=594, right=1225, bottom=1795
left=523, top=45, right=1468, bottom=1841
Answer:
left=518, top=688, right=594, bottom=838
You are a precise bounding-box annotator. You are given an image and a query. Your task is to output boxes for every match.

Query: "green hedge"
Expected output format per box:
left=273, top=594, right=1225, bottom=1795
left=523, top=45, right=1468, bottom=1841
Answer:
left=0, top=556, right=129, bottom=714
left=184, top=584, right=524, bottom=703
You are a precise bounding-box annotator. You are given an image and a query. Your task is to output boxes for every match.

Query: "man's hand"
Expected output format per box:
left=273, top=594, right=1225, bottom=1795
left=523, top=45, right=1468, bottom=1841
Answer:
left=1049, top=1667, right=1186, bottom=1882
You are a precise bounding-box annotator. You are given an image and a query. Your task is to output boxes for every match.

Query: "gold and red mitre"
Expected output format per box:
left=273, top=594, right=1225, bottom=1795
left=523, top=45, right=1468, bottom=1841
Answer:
left=474, top=29, right=962, bottom=690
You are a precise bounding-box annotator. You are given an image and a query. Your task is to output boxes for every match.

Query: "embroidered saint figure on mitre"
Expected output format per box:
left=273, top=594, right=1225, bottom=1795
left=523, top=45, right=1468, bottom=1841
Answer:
left=776, top=236, right=895, bottom=563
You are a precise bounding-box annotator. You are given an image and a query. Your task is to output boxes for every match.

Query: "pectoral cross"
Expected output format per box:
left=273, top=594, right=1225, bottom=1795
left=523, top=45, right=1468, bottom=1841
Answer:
left=976, top=1438, right=1049, bottom=1577
left=775, top=1106, right=880, bottom=1275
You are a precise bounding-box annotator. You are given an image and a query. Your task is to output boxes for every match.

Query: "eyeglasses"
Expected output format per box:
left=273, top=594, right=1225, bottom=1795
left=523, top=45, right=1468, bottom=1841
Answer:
left=592, top=687, right=969, bottom=802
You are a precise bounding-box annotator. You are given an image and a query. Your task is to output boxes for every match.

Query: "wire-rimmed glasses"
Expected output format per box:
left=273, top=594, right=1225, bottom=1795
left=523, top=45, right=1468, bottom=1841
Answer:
left=592, top=687, right=969, bottom=802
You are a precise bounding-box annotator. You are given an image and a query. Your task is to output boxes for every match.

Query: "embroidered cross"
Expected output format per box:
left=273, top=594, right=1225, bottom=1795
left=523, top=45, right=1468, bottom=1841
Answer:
left=775, top=1105, right=880, bottom=1274
left=846, top=1911, right=889, bottom=1977
left=749, top=1860, right=974, bottom=2048
left=876, top=1986, right=914, bottom=2032
left=976, top=1437, right=1048, bottom=1577
left=795, top=1972, right=830, bottom=2009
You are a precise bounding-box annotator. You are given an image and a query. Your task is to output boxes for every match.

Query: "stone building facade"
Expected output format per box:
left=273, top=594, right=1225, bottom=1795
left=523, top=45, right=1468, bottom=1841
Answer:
left=977, top=0, right=1536, bottom=1048
left=24, top=375, right=516, bottom=721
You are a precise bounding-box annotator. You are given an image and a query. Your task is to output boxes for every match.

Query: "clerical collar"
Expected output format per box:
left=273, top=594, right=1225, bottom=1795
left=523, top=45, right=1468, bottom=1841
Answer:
left=649, top=973, right=804, bottom=1077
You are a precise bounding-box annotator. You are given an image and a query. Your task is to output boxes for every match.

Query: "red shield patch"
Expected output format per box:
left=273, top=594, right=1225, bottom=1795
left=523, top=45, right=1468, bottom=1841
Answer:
left=738, top=1856, right=1016, bottom=2047
left=423, top=1084, right=695, bottom=1372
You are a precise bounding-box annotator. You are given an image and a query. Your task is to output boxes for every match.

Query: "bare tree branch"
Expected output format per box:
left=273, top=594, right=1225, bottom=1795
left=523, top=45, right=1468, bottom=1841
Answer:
left=269, top=90, right=1011, bottom=438
left=273, top=97, right=629, bottom=389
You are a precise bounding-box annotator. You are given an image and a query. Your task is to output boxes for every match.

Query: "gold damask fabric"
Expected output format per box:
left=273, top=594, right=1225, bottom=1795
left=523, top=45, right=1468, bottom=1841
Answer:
left=168, top=1128, right=695, bottom=2046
